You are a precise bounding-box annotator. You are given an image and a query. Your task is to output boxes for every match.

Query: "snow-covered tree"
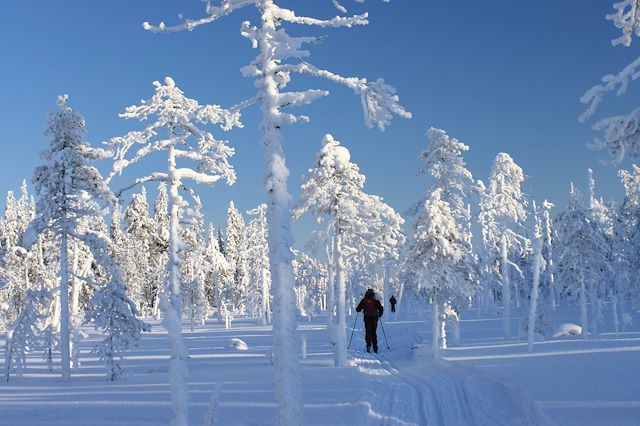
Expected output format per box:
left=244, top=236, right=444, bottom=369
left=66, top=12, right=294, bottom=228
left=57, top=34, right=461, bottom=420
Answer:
left=527, top=201, right=546, bottom=352
left=4, top=288, right=53, bottom=380
left=149, top=183, right=169, bottom=318
left=406, top=189, right=474, bottom=357
left=83, top=229, right=149, bottom=381
left=479, top=153, right=529, bottom=340
left=295, top=134, right=403, bottom=365
left=293, top=252, right=327, bottom=319
left=26, top=95, right=113, bottom=379
left=121, top=188, right=156, bottom=314
left=616, top=165, right=640, bottom=312
left=541, top=200, right=557, bottom=310
left=181, top=204, right=208, bottom=330
left=556, top=184, right=612, bottom=338
left=579, top=1, right=640, bottom=163
left=243, top=204, right=271, bottom=324
left=403, top=128, right=477, bottom=354
left=107, top=78, right=238, bottom=425
left=224, top=201, right=247, bottom=314
left=145, top=3, right=409, bottom=422
left=204, top=223, right=229, bottom=323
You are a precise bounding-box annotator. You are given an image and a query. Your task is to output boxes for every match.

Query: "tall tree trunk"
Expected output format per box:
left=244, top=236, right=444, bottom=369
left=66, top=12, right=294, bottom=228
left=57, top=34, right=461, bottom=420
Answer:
left=528, top=238, right=543, bottom=352
left=70, top=241, right=82, bottom=368
left=580, top=271, right=588, bottom=340
left=333, top=227, right=347, bottom=367
left=501, top=234, right=511, bottom=339
left=431, top=293, right=441, bottom=358
left=59, top=232, right=71, bottom=380
left=258, top=14, right=303, bottom=420
left=166, top=145, right=189, bottom=426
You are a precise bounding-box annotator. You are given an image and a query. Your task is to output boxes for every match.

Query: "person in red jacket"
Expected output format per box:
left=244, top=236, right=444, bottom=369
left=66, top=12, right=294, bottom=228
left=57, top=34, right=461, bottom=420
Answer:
left=356, top=288, right=384, bottom=353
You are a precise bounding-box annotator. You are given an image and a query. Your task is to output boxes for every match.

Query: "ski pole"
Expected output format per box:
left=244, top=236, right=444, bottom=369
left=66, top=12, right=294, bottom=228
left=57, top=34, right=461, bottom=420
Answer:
left=347, top=312, right=359, bottom=349
left=379, top=318, right=390, bottom=349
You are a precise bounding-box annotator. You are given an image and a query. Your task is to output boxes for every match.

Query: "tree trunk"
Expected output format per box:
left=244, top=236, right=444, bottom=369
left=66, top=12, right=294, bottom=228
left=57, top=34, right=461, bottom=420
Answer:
left=70, top=241, right=81, bottom=368
left=431, top=294, right=441, bottom=358
left=580, top=271, right=588, bottom=340
left=528, top=238, right=542, bottom=352
left=258, top=12, right=303, bottom=420
left=501, top=234, right=511, bottom=340
left=333, top=227, right=347, bottom=367
left=165, top=145, right=189, bottom=426
left=59, top=232, right=71, bottom=380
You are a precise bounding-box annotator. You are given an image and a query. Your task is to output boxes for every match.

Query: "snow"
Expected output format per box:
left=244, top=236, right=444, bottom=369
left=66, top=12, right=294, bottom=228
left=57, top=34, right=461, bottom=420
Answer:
left=2, top=306, right=639, bottom=425
left=553, top=323, right=583, bottom=338
left=229, top=338, right=248, bottom=351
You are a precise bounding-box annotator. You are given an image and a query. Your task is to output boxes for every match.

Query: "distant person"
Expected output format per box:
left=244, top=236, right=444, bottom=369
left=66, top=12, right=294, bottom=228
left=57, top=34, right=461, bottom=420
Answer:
left=389, top=295, right=397, bottom=313
left=356, top=288, right=383, bottom=353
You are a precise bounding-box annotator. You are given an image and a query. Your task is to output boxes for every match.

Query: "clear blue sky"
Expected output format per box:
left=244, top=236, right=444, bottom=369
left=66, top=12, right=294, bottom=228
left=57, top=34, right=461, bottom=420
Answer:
left=1, top=1, right=638, bottom=245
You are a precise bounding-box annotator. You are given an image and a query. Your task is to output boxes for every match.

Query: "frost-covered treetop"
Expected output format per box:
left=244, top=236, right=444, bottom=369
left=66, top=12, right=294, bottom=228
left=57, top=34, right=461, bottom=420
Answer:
left=107, top=77, right=239, bottom=192
left=42, top=95, right=111, bottom=163
left=607, top=0, right=640, bottom=47
left=419, top=127, right=474, bottom=210
left=481, top=152, right=527, bottom=236
left=295, top=134, right=365, bottom=220
left=620, top=164, right=640, bottom=206
left=31, top=95, right=112, bottom=238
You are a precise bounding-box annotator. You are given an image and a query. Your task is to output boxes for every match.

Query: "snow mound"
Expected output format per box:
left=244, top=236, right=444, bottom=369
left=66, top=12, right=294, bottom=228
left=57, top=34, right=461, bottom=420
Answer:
left=230, top=338, right=249, bottom=351
left=552, top=323, right=582, bottom=338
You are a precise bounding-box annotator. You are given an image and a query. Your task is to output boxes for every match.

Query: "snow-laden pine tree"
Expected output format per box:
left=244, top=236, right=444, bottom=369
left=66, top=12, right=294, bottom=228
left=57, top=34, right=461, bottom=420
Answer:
left=295, top=134, right=403, bottom=365
left=121, top=188, right=156, bottom=314
left=150, top=183, right=169, bottom=318
left=25, top=95, right=113, bottom=379
left=541, top=200, right=557, bottom=310
left=587, top=169, right=614, bottom=335
left=579, top=1, right=640, bottom=163
left=527, top=201, right=545, bottom=352
left=107, top=78, right=238, bottom=426
left=616, top=165, right=640, bottom=312
left=181, top=203, right=208, bottom=330
left=404, top=188, right=474, bottom=357
left=145, top=3, right=409, bottom=422
left=293, top=252, right=327, bottom=320
left=224, top=201, right=247, bottom=315
left=243, top=204, right=271, bottom=324
left=83, top=226, right=149, bottom=381
left=479, top=153, right=529, bottom=340
left=556, top=184, right=612, bottom=338
left=204, top=223, right=229, bottom=323
left=403, top=128, right=477, bottom=354
left=0, top=182, right=37, bottom=328
left=417, top=128, right=477, bottom=322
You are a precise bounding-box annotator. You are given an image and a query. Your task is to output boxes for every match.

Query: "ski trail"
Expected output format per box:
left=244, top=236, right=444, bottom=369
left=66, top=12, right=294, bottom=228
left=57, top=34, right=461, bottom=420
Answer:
left=354, top=353, right=428, bottom=425
left=353, top=350, right=550, bottom=426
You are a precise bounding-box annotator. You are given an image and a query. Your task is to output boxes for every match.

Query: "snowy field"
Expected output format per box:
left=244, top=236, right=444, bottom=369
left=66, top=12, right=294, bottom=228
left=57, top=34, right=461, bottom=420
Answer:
left=1, top=306, right=639, bottom=425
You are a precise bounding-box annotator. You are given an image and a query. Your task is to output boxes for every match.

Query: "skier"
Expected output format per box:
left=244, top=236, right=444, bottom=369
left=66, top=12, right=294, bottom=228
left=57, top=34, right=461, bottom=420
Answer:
left=356, top=288, right=384, bottom=353
left=389, top=295, right=397, bottom=313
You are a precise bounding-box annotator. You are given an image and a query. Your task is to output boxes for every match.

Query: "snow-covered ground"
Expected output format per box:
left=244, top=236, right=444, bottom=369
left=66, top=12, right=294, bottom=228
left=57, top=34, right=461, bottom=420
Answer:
left=1, top=306, right=638, bottom=425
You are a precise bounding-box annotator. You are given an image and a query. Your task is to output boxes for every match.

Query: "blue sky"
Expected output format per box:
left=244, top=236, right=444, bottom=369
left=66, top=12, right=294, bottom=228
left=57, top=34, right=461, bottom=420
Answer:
left=1, top=1, right=638, bottom=246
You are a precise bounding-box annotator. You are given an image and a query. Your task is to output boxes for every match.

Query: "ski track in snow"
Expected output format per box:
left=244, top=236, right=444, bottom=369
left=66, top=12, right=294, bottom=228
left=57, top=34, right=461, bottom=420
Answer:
left=353, top=349, right=549, bottom=426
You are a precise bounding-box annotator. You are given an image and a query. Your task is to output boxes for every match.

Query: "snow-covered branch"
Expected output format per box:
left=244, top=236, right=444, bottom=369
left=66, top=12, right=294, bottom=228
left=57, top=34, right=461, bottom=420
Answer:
left=579, top=55, right=640, bottom=123
left=285, top=61, right=411, bottom=130
left=143, top=0, right=254, bottom=33
left=115, top=173, right=169, bottom=197
left=607, top=0, right=640, bottom=47
left=588, top=107, right=640, bottom=164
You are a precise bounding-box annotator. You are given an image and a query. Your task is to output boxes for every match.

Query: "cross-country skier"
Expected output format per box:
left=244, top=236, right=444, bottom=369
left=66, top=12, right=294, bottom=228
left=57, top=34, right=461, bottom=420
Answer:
left=389, top=295, right=397, bottom=313
left=356, top=288, right=384, bottom=353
